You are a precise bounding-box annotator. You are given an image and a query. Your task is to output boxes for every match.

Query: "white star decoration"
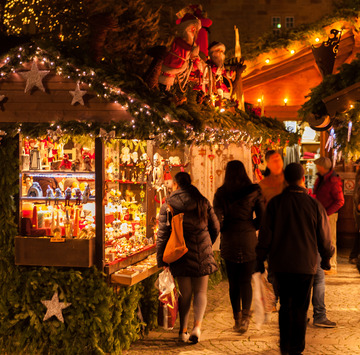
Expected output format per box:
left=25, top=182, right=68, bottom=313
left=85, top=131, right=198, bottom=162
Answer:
left=41, top=290, right=71, bottom=323
left=69, top=82, right=87, bottom=105
left=19, top=61, right=50, bottom=93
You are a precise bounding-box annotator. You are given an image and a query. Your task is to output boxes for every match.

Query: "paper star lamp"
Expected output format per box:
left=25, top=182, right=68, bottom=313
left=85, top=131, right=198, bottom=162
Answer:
left=19, top=61, right=50, bottom=93
left=41, top=290, right=71, bottom=323
left=69, top=82, right=87, bottom=105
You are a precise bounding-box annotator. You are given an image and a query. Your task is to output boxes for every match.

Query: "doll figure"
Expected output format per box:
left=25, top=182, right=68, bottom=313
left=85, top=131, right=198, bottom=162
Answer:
left=74, top=188, right=82, bottom=205
left=82, top=184, right=91, bottom=204
left=121, top=146, right=131, bottom=165
left=46, top=185, right=54, bottom=206
left=60, top=154, right=72, bottom=170
left=64, top=187, right=72, bottom=206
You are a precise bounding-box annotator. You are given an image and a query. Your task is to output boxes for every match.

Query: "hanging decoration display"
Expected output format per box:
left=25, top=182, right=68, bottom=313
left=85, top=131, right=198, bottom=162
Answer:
left=325, top=128, right=335, bottom=152
left=69, top=81, right=87, bottom=105
left=19, top=60, right=50, bottom=93
left=41, top=290, right=71, bottom=323
left=0, top=44, right=298, bottom=148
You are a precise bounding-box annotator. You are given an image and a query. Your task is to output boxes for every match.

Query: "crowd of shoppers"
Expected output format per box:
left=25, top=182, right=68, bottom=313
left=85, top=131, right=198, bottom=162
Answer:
left=157, top=153, right=344, bottom=355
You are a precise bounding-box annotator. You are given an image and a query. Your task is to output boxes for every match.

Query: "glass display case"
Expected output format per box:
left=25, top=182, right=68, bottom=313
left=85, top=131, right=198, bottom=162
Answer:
left=15, top=136, right=159, bottom=281
left=103, top=139, right=157, bottom=275
left=15, top=136, right=97, bottom=267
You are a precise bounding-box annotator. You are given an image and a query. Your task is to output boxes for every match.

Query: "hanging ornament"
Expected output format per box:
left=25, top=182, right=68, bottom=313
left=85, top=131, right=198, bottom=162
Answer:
left=325, top=128, right=335, bottom=152
left=69, top=81, right=87, bottom=105
left=333, top=149, right=338, bottom=168
left=99, top=128, right=115, bottom=142
left=19, top=60, right=50, bottom=93
left=41, top=290, right=71, bottom=323
left=348, top=121, right=352, bottom=142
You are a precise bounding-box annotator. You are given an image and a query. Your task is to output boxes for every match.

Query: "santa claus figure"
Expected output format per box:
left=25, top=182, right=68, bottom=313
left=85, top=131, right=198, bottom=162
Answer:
left=158, top=14, right=201, bottom=90
left=207, top=41, right=233, bottom=100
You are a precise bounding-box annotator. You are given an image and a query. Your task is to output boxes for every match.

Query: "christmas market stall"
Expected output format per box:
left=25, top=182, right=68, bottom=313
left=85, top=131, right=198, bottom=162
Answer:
left=0, top=24, right=298, bottom=355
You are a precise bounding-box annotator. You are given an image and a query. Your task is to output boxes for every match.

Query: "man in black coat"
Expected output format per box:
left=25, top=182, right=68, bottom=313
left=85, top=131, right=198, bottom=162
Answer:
left=256, top=163, right=334, bottom=355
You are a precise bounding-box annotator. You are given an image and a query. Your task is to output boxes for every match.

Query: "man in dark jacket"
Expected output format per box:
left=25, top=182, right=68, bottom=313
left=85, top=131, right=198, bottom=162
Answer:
left=256, top=163, right=334, bottom=355
left=313, top=156, right=344, bottom=274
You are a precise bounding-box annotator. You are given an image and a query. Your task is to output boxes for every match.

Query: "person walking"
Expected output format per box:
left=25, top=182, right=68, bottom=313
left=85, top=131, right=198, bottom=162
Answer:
left=259, top=149, right=286, bottom=306
left=349, top=168, right=360, bottom=265
left=156, top=172, right=220, bottom=344
left=259, top=150, right=286, bottom=205
left=256, top=163, right=334, bottom=355
left=213, top=160, right=265, bottom=333
left=313, top=156, right=344, bottom=274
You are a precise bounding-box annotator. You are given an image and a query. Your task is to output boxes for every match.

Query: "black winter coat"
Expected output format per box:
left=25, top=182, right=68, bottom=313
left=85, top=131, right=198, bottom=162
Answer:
left=256, top=185, right=334, bottom=274
left=156, top=188, right=220, bottom=277
left=213, top=184, right=265, bottom=263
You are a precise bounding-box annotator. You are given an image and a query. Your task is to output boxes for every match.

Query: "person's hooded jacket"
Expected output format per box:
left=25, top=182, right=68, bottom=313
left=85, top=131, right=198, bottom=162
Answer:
left=156, top=188, right=220, bottom=277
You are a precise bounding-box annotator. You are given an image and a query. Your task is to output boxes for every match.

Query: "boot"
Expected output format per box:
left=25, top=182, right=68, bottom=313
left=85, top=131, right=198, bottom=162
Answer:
left=239, top=309, right=250, bottom=333
left=233, top=311, right=242, bottom=331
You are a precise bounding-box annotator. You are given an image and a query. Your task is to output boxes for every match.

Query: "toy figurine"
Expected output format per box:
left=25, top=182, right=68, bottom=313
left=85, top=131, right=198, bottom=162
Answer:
left=60, top=153, right=72, bottom=170
left=64, top=187, right=72, bottom=206
left=74, top=187, right=82, bottom=205
left=71, top=159, right=81, bottom=172
left=27, top=182, right=43, bottom=197
left=82, top=184, right=91, bottom=204
left=45, top=185, right=54, bottom=205
left=54, top=187, right=62, bottom=205
left=82, top=152, right=92, bottom=171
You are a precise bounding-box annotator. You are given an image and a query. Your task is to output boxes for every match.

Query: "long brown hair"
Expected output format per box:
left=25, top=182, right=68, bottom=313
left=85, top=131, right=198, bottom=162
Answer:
left=174, top=172, right=208, bottom=221
left=222, top=160, right=252, bottom=192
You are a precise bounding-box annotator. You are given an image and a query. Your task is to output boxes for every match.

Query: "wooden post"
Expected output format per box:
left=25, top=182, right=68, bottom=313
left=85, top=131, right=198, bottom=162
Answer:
left=95, top=137, right=105, bottom=271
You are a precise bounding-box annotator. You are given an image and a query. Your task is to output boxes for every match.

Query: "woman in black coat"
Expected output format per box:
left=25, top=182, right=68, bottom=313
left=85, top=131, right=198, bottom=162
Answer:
left=157, top=172, right=220, bottom=344
left=213, top=160, right=265, bottom=333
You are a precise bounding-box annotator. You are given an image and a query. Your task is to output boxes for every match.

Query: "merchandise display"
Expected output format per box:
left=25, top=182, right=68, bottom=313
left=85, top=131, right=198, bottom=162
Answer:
left=104, top=140, right=156, bottom=269
left=19, top=137, right=96, bottom=241
left=16, top=136, right=160, bottom=281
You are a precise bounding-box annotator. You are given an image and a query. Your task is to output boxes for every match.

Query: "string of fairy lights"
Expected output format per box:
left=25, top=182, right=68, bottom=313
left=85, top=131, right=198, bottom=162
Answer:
left=0, top=43, right=297, bottom=147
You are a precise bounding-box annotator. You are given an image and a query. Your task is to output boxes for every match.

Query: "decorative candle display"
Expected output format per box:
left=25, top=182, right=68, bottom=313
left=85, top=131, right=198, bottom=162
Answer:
left=32, top=205, right=38, bottom=229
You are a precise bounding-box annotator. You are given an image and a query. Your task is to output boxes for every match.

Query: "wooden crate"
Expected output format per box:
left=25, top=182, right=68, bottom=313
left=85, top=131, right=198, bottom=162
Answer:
left=15, top=236, right=95, bottom=267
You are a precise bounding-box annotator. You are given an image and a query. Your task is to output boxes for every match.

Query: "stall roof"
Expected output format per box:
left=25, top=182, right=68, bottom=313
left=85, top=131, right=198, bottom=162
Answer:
left=242, top=20, right=360, bottom=121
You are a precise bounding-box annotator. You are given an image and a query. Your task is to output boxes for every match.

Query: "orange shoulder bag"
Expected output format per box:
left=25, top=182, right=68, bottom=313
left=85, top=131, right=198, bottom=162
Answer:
left=163, top=204, right=188, bottom=264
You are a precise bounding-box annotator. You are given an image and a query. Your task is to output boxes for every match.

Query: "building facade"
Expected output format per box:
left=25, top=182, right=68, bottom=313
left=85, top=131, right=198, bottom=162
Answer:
left=200, top=0, right=335, bottom=50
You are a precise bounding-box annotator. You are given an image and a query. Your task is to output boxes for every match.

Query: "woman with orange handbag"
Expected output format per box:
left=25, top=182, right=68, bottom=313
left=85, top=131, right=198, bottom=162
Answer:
left=213, top=160, right=265, bottom=334
left=156, top=172, right=220, bottom=344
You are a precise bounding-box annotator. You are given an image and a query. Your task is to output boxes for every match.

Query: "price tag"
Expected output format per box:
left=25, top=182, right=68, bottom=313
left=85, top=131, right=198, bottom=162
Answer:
left=50, top=237, right=66, bottom=243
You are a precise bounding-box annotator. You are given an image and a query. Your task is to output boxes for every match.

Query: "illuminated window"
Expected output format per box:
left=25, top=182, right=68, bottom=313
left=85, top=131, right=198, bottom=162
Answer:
left=285, top=16, right=294, bottom=28
left=272, top=17, right=281, bottom=34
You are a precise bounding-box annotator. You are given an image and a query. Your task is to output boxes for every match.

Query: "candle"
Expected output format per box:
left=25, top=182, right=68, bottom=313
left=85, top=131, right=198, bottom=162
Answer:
left=234, top=26, right=241, bottom=59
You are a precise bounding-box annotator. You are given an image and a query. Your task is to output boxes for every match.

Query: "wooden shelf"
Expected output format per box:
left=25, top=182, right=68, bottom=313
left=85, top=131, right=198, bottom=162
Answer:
left=104, top=244, right=156, bottom=275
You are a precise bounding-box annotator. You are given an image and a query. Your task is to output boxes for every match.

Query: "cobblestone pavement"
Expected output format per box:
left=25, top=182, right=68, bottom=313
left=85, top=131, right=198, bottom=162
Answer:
left=126, top=251, right=360, bottom=355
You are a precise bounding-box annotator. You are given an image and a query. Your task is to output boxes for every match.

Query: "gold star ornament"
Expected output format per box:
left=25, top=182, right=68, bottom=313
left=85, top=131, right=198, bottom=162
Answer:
left=69, top=82, right=87, bottom=105
left=19, top=61, right=50, bottom=93
left=41, top=290, right=71, bottom=323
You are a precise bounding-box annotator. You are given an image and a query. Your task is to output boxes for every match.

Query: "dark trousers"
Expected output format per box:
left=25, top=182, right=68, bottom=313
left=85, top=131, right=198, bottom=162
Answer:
left=225, top=259, right=255, bottom=316
left=275, top=272, right=314, bottom=355
left=349, top=231, right=360, bottom=259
